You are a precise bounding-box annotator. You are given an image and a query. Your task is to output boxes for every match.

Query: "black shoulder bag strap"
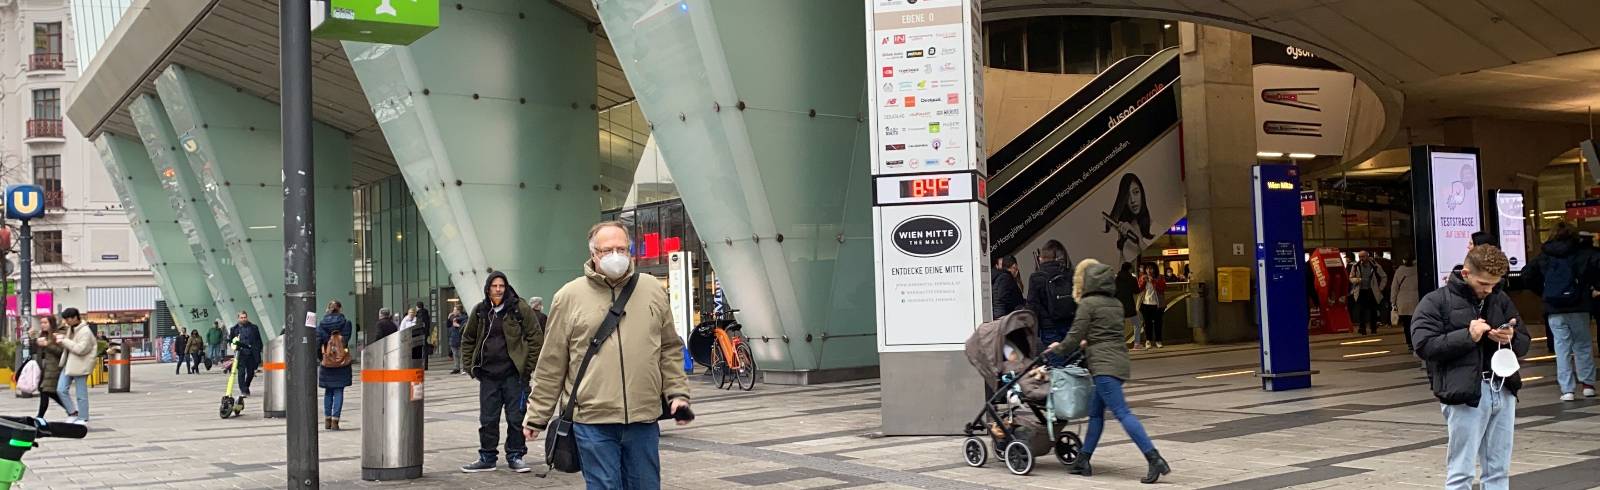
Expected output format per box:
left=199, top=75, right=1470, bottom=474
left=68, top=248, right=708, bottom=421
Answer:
left=542, top=273, right=639, bottom=475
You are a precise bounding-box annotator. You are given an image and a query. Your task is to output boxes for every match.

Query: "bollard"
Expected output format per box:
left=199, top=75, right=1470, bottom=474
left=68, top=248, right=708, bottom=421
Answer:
left=107, top=348, right=130, bottom=393
left=361, top=326, right=425, bottom=481
left=263, top=336, right=287, bottom=418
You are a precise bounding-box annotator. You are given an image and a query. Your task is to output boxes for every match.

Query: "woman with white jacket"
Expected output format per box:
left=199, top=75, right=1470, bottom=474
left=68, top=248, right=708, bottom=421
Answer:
left=55, top=308, right=96, bottom=425
left=1390, top=259, right=1419, bottom=353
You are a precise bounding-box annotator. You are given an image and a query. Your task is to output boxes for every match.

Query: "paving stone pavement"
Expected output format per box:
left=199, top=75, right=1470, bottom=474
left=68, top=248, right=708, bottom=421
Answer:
left=7, top=325, right=1600, bottom=489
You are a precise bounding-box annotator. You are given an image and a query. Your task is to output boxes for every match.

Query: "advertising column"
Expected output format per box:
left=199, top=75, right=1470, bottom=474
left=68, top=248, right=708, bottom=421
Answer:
left=869, top=0, right=989, bottom=435
left=1410, top=146, right=1483, bottom=296
left=667, top=251, right=696, bottom=371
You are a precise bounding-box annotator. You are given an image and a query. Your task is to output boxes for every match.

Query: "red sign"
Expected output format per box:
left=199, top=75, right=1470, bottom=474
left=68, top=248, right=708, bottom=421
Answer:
left=1568, top=199, right=1600, bottom=219
left=1300, top=190, right=1317, bottom=217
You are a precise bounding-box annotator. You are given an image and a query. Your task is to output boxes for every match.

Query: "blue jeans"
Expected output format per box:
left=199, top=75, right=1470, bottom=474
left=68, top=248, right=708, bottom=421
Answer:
left=1080, top=375, right=1155, bottom=456
left=1442, top=380, right=1515, bottom=490
left=1549, top=312, right=1595, bottom=394
left=573, top=422, right=661, bottom=490
left=56, top=375, right=88, bottom=421
left=476, top=375, right=527, bottom=462
left=1041, top=327, right=1069, bottom=367
left=324, top=387, right=345, bottom=418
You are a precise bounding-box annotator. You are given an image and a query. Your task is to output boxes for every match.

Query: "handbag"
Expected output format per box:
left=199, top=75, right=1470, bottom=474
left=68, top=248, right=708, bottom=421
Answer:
left=1048, top=364, right=1093, bottom=420
left=16, top=359, right=40, bottom=396
left=543, top=274, right=640, bottom=475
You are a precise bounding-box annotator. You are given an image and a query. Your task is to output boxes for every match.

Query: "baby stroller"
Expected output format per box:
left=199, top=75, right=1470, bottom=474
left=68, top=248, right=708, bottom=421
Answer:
left=960, top=310, right=1086, bottom=476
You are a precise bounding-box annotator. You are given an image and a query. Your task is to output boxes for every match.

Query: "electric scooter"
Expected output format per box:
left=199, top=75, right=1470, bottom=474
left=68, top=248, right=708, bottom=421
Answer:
left=0, top=416, right=88, bottom=488
left=219, top=352, right=245, bottom=419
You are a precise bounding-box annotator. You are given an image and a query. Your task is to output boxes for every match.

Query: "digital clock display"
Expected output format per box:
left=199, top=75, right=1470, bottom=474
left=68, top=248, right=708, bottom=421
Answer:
left=898, top=177, right=952, bottom=198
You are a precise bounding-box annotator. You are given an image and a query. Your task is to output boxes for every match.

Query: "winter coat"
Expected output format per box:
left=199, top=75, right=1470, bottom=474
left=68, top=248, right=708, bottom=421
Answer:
left=1390, top=264, right=1420, bottom=316
left=1026, top=260, right=1076, bottom=331
left=1412, top=272, right=1528, bottom=406
left=1056, top=259, right=1131, bottom=381
left=59, top=324, right=97, bottom=377
left=206, top=325, right=224, bottom=347
left=174, top=334, right=189, bottom=357
left=526, top=261, right=690, bottom=430
left=33, top=334, right=63, bottom=393
left=228, top=321, right=265, bottom=366
left=990, top=268, right=1026, bottom=319
left=1115, top=268, right=1138, bottom=318
left=1350, top=259, right=1388, bottom=296
left=316, top=312, right=354, bottom=389
left=1524, top=236, right=1600, bottom=314
left=186, top=335, right=204, bottom=354
left=460, top=271, right=544, bottom=381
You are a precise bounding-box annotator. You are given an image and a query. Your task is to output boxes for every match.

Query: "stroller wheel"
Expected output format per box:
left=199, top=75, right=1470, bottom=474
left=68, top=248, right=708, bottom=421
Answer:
left=219, top=396, right=235, bottom=419
left=1055, top=431, right=1082, bottom=465
left=1003, top=440, right=1034, bottom=476
left=962, top=437, right=988, bottom=467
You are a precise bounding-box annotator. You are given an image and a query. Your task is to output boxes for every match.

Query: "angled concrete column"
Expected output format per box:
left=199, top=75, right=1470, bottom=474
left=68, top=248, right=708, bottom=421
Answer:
left=592, top=0, right=875, bottom=380
left=154, top=66, right=355, bottom=338
left=343, top=0, right=599, bottom=308
left=94, top=133, right=221, bottom=332
left=129, top=95, right=256, bottom=328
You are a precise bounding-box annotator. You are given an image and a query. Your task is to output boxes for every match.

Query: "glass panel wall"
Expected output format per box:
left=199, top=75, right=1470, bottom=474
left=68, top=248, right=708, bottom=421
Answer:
left=353, top=175, right=455, bottom=339
left=983, top=16, right=1178, bottom=75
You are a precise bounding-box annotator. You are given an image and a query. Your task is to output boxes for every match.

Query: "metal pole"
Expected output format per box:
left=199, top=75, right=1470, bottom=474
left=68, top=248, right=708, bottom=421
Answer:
left=281, top=0, right=318, bottom=488
left=18, top=221, right=31, bottom=363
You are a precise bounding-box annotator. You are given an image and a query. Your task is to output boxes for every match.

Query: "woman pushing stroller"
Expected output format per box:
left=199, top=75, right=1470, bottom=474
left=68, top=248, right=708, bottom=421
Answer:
left=1042, top=257, right=1170, bottom=484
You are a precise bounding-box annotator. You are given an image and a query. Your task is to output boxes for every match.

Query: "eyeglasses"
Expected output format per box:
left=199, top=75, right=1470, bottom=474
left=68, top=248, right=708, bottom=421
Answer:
left=593, top=246, right=629, bottom=255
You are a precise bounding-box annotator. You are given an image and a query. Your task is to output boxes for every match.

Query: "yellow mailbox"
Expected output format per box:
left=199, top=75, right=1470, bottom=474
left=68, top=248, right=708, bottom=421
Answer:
left=1216, top=267, right=1252, bottom=302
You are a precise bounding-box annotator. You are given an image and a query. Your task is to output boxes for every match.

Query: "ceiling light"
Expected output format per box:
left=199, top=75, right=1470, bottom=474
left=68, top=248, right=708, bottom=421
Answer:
left=247, top=225, right=277, bottom=230
left=1289, top=153, right=1317, bottom=159
left=1256, top=152, right=1284, bottom=158
left=1162, top=23, right=1172, bottom=30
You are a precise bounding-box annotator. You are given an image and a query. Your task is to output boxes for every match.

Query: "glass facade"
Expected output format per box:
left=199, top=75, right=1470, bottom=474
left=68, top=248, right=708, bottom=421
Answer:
left=354, top=175, right=455, bottom=336
left=602, top=199, right=723, bottom=317
left=984, top=16, right=1178, bottom=74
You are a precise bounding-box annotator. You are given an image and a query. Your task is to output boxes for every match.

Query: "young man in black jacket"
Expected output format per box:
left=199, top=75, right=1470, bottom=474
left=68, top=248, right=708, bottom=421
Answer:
left=1412, top=244, right=1528, bottom=490
left=1523, top=222, right=1600, bottom=401
left=1027, top=240, right=1075, bottom=364
left=991, top=255, right=1025, bottom=319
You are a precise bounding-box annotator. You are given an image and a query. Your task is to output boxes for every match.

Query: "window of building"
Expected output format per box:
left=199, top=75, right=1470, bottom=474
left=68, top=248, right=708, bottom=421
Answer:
left=985, top=19, right=1026, bottom=71
left=33, top=23, right=61, bottom=55
left=1026, top=17, right=1063, bottom=74
left=36, top=230, right=63, bottom=264
left=33, top=89, right=60, bottom=120
left=33, top=155, right=61, bottom=208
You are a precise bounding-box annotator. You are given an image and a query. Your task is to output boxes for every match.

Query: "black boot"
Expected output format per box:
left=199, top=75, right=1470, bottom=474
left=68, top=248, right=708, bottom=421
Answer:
left=1141, top=449, right=1170, bottom=484
left=1069, top=452, right=1092, bottom=476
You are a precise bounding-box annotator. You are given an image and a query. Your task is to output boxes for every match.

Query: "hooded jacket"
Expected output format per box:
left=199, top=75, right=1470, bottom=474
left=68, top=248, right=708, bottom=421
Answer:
left=1412, top=271, right=1528, bottom=406
left=525, top=260, right=690, bottom=430
left=460, top=271, right=543, bottom=380
left=1055, top=259, right=1131, bottom=380
left=990, top=268, right=1025, bottom=319
left=1524, top=236, right=1600, bottom=314
left=316, top=311, right=354, bottom=389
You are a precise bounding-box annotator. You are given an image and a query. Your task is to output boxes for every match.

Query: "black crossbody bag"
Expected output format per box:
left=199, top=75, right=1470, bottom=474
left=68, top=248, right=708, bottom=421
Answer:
left=542, top=274, right=640, bottom=474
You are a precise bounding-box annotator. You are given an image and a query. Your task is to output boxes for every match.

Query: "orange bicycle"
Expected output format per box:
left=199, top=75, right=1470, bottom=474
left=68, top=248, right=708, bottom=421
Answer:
left=692, top=309, right=758, bottom=391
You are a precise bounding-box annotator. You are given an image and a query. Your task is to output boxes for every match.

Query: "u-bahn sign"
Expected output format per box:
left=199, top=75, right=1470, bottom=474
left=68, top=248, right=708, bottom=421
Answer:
left=311, top=0, right=439, bottom=45
left=5, top=184, right=45, bottom=220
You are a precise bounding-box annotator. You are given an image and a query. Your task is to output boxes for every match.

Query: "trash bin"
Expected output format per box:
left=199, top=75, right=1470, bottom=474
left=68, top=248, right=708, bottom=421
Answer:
left=107, top=348, right=130, bottom=393
left=361, top=326, right=425, bottom=481
left=263, top=336, right=286, bottom=418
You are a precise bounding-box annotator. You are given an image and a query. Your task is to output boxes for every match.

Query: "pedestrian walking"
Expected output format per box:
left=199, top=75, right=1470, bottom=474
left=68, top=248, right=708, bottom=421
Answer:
left=55, top=308, right=94, bottom=425
left=1391, top=258, right=1420, bottom=352
left=459, top=271, right=544, bottom=473
left=173, top=327, right=190, bottom=374
left=187, top=330, right=204, bottom=374
left=1137, top=263, right=1167, bottom=349
left=1044, top=258, right=1169, bottom=484
left=1524, top=222, right=1600, bottom=401
left=317, top=300, right=354, bottom=430
left=206, top=319, right=224, bottom=371
left=227, top=311, right=265, bottom=400
left=529, top=297, right=548, bottom=332
left=992, top=255, right=1026, bottom=319
left=1115, top=262, right=1142, bottom=350
left=32, top=317, right=70, bottom=420
left=524, top=221, right=692, bottom=488
left=1351, top=251, right=1388, bottom=335
left=1413, top=244, right=1527, bottom=490
left=448, top=303, right=465, bottom=375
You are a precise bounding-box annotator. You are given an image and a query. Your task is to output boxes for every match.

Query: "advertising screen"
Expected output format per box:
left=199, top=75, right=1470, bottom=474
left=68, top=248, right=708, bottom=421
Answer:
left=1428, top=151, right=1481, bottom=286
left=1495, top=191, right=1526, bottom=273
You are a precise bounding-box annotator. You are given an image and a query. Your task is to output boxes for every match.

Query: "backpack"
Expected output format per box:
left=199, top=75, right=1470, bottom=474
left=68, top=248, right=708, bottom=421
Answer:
left=1541, top=255, right=1582, bottom=308
left=321, top=330, right=352, bottom=368
left=1044, top=270, right=1074, bottom=322
left=16, top=359, right=40, bottom=395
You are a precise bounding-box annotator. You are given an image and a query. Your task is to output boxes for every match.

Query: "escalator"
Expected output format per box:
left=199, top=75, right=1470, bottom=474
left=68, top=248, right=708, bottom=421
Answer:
left=988, top=48, right=1184, bottom=264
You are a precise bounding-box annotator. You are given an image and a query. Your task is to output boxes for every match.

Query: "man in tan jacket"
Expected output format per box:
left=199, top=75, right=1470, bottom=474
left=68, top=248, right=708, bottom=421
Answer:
left=524, top=221, right=691, bottom=488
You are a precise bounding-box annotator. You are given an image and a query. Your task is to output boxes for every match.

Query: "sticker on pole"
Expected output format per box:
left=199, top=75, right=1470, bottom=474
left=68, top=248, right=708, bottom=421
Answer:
left=410, top=381, right=424, bottom=401
left=305, top=312, right=318, bottom=328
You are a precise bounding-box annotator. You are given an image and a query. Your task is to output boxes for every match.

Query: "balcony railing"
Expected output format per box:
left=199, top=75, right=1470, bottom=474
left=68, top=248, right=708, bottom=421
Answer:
left=28, top=53, right=63, bottom=71
left=26, top=119, right=63, bottom=139
left=43, top=191, right=63, bottom=210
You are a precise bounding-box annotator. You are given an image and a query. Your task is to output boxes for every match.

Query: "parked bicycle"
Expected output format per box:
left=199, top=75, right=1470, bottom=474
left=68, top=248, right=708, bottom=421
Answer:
left=689, top=309, right=758, bottom=391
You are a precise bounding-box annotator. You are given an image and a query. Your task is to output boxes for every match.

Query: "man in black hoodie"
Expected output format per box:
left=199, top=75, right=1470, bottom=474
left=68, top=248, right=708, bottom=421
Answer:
left=458, top=272, right=543, bottom=473
left=1412, top=244, right=1527, bottom=490
left=1027, top=240, right=1075, bottom=364
left=991, top=255, right=1025, bottom=319
left=1523, top=222, right=1600, bottom=401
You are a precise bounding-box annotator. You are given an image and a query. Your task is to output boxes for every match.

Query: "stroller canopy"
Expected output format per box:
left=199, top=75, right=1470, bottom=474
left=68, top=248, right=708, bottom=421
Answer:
left=963, top=310, right=1042, bottom=383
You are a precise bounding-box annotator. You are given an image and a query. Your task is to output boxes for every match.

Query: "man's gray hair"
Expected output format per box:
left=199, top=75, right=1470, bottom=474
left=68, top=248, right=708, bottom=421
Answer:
left=379, top=307, right=392, bottom=320
left=530, top=297, right=544, bottom=309
left=587, top=221, right=630, bottom=252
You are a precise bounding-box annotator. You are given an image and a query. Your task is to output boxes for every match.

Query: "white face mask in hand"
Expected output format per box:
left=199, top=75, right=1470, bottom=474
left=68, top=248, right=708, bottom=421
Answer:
left=1490, top=344, right=1519, bottom=378
left=598, top=251, right=631, bottom=280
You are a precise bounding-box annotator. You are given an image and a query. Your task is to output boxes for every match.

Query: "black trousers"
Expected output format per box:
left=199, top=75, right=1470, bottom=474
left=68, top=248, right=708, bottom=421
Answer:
left=1140, top=304, right=1164, bottom=343
left=236, top=356, right=260, bottom=396
left=1356, top=290, right=1379, bottom=333
left=476, top=374, right=528, bottom=462
left=1400, top=315, right=1414, bottom=352
left=36, top=391, right=66, bottom=418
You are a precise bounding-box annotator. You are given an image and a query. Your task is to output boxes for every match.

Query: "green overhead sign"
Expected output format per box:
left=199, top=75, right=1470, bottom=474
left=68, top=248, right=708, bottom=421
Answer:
left=312, top=0, right=439, bottom=46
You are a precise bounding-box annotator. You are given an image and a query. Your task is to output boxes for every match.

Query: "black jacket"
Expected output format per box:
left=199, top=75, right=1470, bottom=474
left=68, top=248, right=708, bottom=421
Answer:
left=990, top=269, right=1025, bottom=319
left=1026, top=260, right=1076, bottom=331
left=1115, top=269, right=1138, bottom=318
left=1412, top=272, right=1528, bottom=406
left=228, top=321, right=264, bottom=365
left=1524, top=237, right=1600, bottom=314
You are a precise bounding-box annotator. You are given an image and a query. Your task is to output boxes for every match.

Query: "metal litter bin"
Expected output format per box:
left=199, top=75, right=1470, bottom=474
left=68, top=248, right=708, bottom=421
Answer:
left=107, top=347, right=130, bottom=393
left=263, top=336, right=286, bottom=418
left=361, top=326, right=425, bottom=481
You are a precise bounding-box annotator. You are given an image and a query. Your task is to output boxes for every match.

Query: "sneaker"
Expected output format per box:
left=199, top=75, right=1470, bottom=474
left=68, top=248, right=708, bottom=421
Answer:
left=1562, top=393, right=1577, bottom=402
left=1154, top=342, right=1164, bottom=349
left=69, top=418, right=87, bottom=426
left=508, top=457, right=531, bottom=473
left=449, top=369, right=461, bottom=375
left=1585, top=385, right=1596, bottom=398
left=461, top=459, right=496, bottom=473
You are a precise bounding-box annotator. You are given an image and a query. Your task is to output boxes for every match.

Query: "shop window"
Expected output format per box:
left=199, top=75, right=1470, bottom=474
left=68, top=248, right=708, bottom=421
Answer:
left=36, top=230, right=63, bottom=264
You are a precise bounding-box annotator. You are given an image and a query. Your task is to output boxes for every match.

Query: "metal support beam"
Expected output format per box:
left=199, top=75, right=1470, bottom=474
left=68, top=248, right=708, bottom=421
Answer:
left=281, top=0, right=317, bottom=487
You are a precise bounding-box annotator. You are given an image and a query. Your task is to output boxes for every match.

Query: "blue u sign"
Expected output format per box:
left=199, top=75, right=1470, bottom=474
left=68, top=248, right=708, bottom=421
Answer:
left=6, top=184, right=45, bottom=220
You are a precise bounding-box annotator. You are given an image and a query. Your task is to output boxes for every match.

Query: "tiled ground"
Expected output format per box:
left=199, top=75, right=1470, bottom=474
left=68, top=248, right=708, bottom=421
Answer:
left=9, top=324, right=1600, bottom=489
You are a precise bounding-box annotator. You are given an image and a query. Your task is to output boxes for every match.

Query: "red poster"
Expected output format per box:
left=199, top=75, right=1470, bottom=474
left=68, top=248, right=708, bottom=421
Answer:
left=1307, top=248, right=1352, bottom=334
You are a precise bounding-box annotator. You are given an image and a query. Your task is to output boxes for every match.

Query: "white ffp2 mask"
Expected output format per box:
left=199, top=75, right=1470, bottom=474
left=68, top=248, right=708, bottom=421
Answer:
left=1490, top=345, right=1519, bottom=378
left=598, top=251, right=631, bottom=280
